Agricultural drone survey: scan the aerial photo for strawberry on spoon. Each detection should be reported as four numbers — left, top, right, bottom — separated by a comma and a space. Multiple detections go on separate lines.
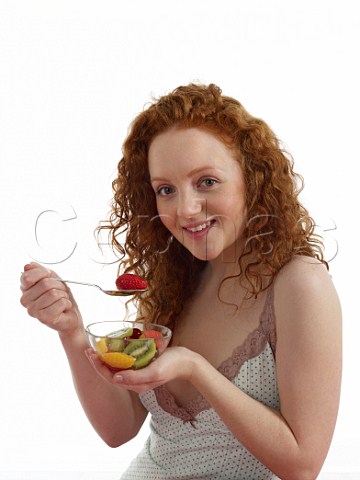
116, 273, 148, 292
56, 273, 147, 297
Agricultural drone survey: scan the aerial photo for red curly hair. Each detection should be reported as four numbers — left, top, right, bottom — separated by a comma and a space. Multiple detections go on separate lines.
98, 83, 327, 327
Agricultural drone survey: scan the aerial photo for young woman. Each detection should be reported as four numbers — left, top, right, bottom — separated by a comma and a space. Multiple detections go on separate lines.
20, 84, 342, 479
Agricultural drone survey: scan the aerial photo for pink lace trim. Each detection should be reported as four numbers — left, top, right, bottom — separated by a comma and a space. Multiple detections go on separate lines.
154, 285, 277, 424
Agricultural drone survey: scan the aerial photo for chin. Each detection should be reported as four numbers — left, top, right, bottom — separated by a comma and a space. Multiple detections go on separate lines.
190, 248, 222, 262
193, 245, 240, 264
179, 238, 235, 262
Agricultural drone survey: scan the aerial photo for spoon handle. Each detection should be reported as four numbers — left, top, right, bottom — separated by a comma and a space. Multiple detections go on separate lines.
54, 279, 146, 296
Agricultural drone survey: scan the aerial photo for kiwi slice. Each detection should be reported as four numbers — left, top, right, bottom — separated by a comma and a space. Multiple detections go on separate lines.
124, 339, 156, 369
106, 327, 133, 352
108, 327, 133, 339
106, 338, 125, 352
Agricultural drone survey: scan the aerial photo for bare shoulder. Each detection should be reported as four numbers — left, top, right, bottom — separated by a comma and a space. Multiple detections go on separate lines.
273, 254, 342, 377
276, 255, 331, 286
274, 255, 341, 316
272, 257, 342, 468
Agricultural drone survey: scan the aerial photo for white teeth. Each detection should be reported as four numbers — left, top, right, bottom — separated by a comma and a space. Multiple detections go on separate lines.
186, 221, 211, 232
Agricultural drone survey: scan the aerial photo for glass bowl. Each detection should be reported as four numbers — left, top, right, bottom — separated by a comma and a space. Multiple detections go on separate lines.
86, 321, 172, 371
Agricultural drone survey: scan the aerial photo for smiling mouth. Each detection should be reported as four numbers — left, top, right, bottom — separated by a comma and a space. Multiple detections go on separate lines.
183, 220, 215, 233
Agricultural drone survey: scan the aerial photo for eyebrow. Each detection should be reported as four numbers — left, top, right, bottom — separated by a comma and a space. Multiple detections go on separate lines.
150, 166, 221, 183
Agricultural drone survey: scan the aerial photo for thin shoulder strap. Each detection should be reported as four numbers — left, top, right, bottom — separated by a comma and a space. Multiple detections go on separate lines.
259, 283, 277, 357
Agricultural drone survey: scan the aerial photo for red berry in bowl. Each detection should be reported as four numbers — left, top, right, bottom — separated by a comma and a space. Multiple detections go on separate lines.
131, 328, 142, 339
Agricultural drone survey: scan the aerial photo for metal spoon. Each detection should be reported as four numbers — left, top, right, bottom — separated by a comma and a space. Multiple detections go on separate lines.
56, 279, 147, 296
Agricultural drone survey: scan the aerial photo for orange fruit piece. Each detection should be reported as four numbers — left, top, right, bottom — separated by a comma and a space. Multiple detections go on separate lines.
96, 338, 108, 355
101, 352, 136, 369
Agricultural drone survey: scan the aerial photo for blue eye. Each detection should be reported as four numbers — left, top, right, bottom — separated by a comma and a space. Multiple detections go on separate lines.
201, 178, 217, 187
157, 186, 174, 196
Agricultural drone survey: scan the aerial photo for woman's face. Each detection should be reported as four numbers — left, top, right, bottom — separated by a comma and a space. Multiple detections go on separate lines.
148, 127, 247, 263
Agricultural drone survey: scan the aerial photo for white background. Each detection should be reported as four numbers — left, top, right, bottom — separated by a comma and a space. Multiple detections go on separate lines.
1, 0, 359, 478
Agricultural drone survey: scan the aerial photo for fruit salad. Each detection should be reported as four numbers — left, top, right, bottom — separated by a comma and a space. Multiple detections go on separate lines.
95, 326, 165, 371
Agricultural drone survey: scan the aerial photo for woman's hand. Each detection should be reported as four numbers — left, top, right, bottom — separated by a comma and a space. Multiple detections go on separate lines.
86, 345, 199, 394
20, 262, 82, 335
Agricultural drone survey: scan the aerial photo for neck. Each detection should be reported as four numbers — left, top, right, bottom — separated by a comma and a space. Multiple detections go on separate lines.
206, 238, 246, 280
199, 258, 242, 294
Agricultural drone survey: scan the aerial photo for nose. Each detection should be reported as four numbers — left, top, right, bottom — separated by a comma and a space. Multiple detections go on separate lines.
176, 189, 203, 219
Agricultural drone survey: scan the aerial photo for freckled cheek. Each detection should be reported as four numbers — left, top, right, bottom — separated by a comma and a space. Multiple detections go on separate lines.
160, 217, 174, 234
156, 202, 177, 233
218, 201, 248, 233
218, 196, 247, 217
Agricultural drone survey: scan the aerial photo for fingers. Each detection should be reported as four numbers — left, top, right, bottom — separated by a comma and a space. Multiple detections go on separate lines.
111, 347, 196, 393
21, 262, 52, 291
85, 347, 194, 394
22, 275, 65, 299
85, 349, 117, 384
20, 262, 74, 330
113, 362, 160, 384
84, 348, 163, 393
112, 361, 167, 393
21, 276, 70, 313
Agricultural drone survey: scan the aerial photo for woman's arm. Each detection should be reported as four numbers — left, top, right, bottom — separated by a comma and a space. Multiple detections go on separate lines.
59, 329, 148, 447
112, 257, 342, 479
187, 258, 342, 479
20, 263, 148, 447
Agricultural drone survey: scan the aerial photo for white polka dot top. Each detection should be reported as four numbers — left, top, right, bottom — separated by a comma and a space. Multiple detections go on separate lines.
121, 286, 280, 479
